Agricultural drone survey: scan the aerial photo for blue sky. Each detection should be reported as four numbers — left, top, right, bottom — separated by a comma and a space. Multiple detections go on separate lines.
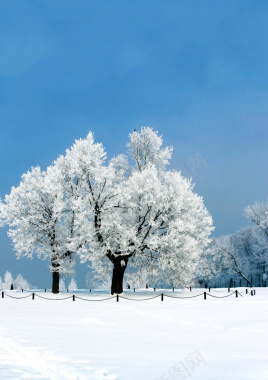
0, 1, 268, 287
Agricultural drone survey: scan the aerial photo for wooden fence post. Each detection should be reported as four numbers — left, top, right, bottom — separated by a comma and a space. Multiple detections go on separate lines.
32, 293, 35, 300
2, 291, 4, 298
235, 290, 238, 298
73, 295, 75, 301
204, 292, 206, 300
161, 293, 164, 301
116, 295, 119, 302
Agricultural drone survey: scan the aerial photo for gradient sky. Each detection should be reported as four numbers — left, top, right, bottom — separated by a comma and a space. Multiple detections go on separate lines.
0, 0, 267, 288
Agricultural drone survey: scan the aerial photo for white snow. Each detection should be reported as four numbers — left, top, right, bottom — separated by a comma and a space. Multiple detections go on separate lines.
0, 288, 267, 379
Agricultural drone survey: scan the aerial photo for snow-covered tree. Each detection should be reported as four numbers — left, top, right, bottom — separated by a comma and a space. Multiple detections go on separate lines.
70, 128, 213, 294
193, 241, 217, 287
209, 234, 253, 287
245, 201, 268, 281
85, 269, 111, 290
196, 222, 268, 288
0, 163, 78, 293
0, 272, 31, 290
3, 271, 13, 290
68, 277, 78, 290
125, 268, 150, 289
233, 227, 258, 280
59, 278, 66, 291
245, 201, 268, 237
14, 274, 30, 290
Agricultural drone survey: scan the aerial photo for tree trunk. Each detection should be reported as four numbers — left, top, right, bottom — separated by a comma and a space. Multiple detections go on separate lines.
233, 269, 253, 288
111, 257, 128, 295
52, 271, 60, 294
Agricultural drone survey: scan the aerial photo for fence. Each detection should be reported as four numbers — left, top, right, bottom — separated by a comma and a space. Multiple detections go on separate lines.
1, 288, 254, 302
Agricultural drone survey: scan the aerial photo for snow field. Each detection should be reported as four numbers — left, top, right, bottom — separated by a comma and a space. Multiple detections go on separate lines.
0, 288, 267, 380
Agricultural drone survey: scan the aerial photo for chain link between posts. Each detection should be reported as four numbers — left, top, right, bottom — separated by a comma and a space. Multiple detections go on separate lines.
75, 295, 117, 302
3, 293, 33, 299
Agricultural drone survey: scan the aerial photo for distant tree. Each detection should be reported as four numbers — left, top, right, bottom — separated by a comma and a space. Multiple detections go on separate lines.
245, 201, 268, 280
85, 269, 111, 290
209, 235, 253, 287
59, 278, 66, 291
68, 277, 78, 290
13, 274, 29, 290
125, 268, 150, 290
195, 222, 268, 288
193, 241, 217, 287
3, 271, 13, 290
245, 201, 268, 237
85, 269, 102, 290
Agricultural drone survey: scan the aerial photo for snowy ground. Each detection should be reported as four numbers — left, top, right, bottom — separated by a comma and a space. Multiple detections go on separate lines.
0, 287, 267, 380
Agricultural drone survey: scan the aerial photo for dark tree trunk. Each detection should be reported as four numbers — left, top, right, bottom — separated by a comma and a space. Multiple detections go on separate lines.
233, 269, 253, 288
111, 257, 128, 295
52, 271, 60, 294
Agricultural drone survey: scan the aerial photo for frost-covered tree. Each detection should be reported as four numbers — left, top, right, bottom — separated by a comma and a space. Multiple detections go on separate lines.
233, 227, 258, 281
68, 277, 78, 290
0, 132, 112, 294
107, 166, 213, 292
251, 229, 268, 284
245, 201, 268, 237
125, 268, 150, 289
59, 278, 66, 291
85, 269, 111, 290
245, 201, 268, 281
0, 272, 31, 290
14, 274, 30, 290
0, 163, 77, 293
209, 235, 253, 287
3, 271, 13, 290
193, 241, 217, 287
194, 200, 268, 288
196, 224, 268, 288
70, 128, 213, 294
